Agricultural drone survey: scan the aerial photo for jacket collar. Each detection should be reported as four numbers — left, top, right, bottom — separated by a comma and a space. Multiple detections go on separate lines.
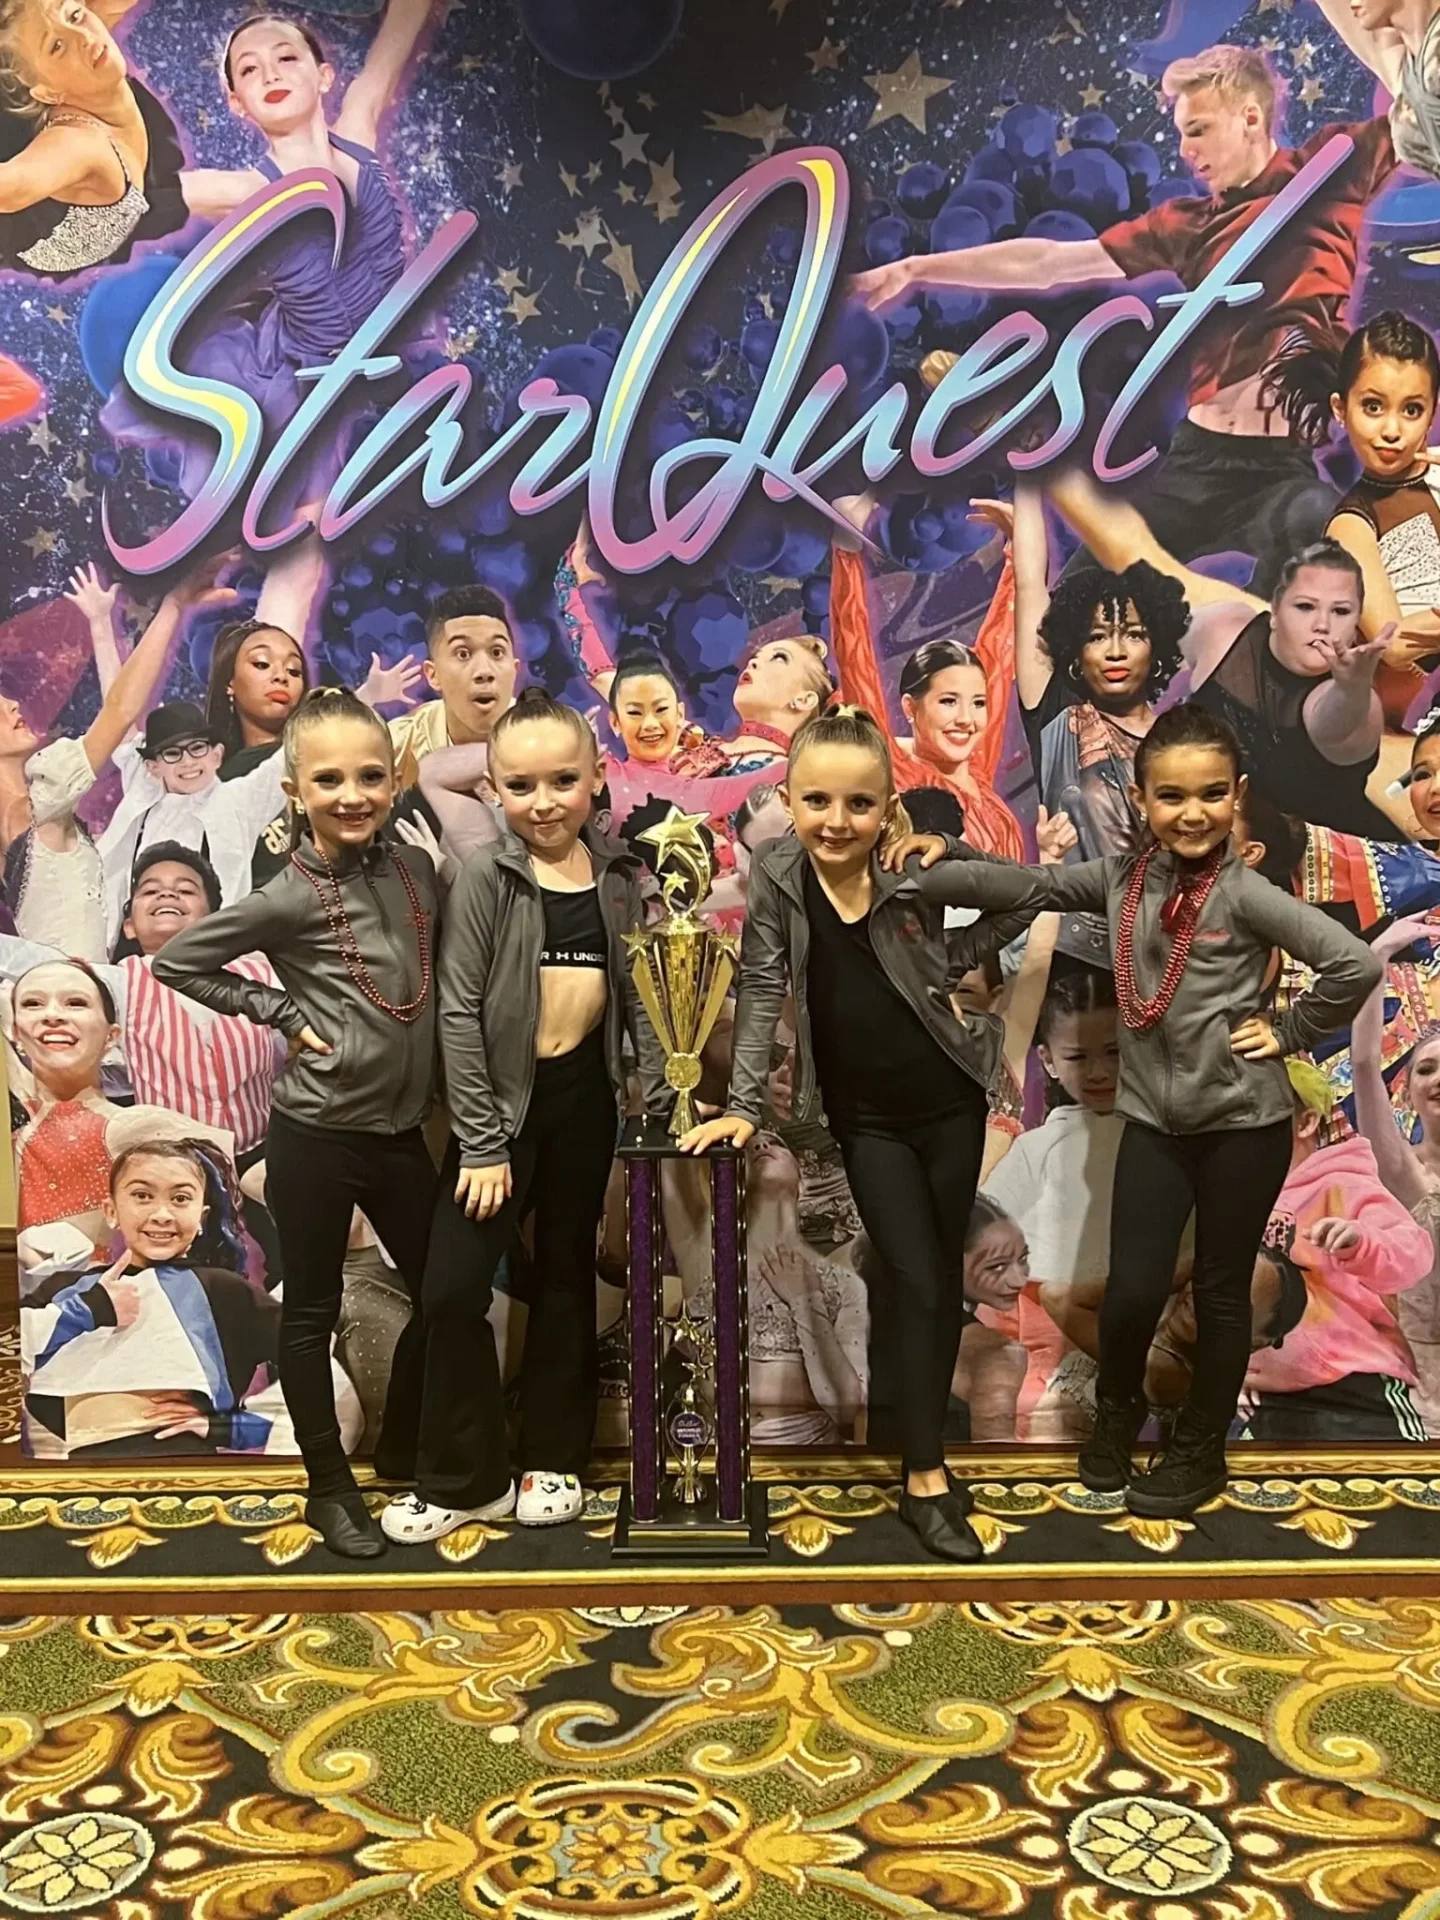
757, 829, 911, 906
291, 833, 393, 880
1142, 838, 1241, 885
494, 821, 639, 887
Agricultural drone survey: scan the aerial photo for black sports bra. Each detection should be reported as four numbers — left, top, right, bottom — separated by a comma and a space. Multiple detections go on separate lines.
539, 886, 607, 969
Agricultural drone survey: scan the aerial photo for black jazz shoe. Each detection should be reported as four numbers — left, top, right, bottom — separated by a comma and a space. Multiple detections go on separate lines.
898, 1488, 984, 1562
1124, 1406, 1228, 1519
1077, 1392, 1148, 1493
307, 1491, 387, 1559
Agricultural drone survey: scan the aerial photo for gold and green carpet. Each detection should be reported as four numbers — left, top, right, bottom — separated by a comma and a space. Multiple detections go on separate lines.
3, 1597, 1440, 1918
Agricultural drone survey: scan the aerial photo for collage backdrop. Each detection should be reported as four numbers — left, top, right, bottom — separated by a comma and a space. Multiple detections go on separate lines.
7, 0, 1440, 1461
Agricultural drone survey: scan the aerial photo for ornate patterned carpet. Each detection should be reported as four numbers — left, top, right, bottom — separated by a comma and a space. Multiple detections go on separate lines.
2, 1597, 1440, 1918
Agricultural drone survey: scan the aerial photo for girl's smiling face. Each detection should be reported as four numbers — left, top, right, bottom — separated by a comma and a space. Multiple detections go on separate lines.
284, 714, 396, 861
902, 662, 988, 771
1411, 1034, 1440, 1136
613, 671, 682, 764
105, 1151, 205, 1266
490, 715, 603, 858
12, 961, 116, 1093
1411, 732, 1440, 841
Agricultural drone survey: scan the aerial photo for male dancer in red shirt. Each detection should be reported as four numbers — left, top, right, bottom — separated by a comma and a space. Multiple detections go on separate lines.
855, 45, 1397, 595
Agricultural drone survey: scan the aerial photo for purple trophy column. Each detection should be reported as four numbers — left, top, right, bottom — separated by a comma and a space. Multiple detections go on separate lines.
627, 1157, 662, 1521
710, 1153, 747, 1523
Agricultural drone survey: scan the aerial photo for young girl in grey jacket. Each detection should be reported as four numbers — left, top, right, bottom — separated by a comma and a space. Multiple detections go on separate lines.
898, 702, 1381, 1518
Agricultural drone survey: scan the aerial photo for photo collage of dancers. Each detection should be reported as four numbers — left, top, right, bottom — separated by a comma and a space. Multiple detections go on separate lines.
9, 0, 1440, 1544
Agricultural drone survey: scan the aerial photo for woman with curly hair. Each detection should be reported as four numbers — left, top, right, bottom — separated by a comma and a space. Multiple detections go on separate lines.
974, 484, 1188, 860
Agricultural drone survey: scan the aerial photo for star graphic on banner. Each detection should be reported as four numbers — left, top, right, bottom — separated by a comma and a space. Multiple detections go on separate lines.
497, 159, 523, 191
1294, 37, 1317, 67
1299, 73, 1324, 102
1079, 82, 1105, 108
611, 118, 649, 168
864, 52, 951, 133
444, 325, 480, 356
26, 416, 53, 455
23, 528, 58, 556
504, 288, 541, 324
1257, 0, 1295, 12
45, 303, 68, 325
616, 180, 638, 203
559, 164, 580, 196
559, 209, 608, 256
458, 53, 484, 75
63, 473, 93, 505
604, 98, 627, 126
760, 574, 802, 595
705, 101, 791, 152
1048, 6, 1087, 40
494, 266, 525, 293
808, 37, 845, 71
1259, 34, 1283, 51
601, 224, 644, 307
645, 151, 682, 221
638, 91, 657, 110
584, 159, 603, 182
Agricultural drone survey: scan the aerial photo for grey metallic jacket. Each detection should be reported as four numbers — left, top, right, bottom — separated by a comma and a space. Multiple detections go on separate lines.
440, 824, 670, 1169
152, 839, 439, 1135
727, 833, 1040, 1131
921, 843, 1382, 1135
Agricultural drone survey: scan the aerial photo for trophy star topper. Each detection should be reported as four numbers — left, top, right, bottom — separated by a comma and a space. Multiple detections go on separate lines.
637, 805, 713, 910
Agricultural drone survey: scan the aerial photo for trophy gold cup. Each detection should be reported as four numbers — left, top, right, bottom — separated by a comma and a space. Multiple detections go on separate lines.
612, 806, 769, 1560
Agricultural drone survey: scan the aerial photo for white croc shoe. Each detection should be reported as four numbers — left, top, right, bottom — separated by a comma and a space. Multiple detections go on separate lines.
515, 1471, 584, 1527
380, 1485, 516, 1544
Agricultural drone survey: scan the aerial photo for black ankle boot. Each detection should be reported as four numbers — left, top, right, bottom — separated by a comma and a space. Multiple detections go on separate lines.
898, 1488, 983, 1562
1077, 1392, 1148, 1492
1125, 1406, 1228, 1519
306, 1489, 386, 1559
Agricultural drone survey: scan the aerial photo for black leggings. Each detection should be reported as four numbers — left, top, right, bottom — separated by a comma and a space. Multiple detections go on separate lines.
834, 1097, 987, 1474
1101, 1119, 1293, 1426
416, 1029, 618, 1507
264, 1111, 438, 1494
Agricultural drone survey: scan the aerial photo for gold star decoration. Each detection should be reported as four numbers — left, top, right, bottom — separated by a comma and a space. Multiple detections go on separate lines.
497, 160, 523, 191
1300, 74, 1324, 102
26, 417, 53, 455
559, 164, 580, 197
45, 303, 68, 325
458, 53, 484, 76
645, 152, 682, 222
504, 288, 542, 325
616, 181, 638, 204
638, 91, 657, 110
601, 224, 644, 307
1079, 82, 1105, 108
1259, 34, 1283, 52
1048, 7, 1087, 41
584, 159, 603, 182
807, 37, 845, 71
611, 118, 649, 168
863, 52, 951, 134
559, 209, 608, 256
637, 807, 712, 892
1294, 37, 1317, 68
444, 325, 480, 357
494, 266, 525, 293
23, 528, 58, 557
604, 98, 627, 126
704, 102, 791, 153
63, 474, 92, 506
759, 574, 802, 595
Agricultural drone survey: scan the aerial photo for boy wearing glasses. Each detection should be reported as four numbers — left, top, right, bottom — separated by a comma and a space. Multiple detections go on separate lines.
97, 701, 286, 949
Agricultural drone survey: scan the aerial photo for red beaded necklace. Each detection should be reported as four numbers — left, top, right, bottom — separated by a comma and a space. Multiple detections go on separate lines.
1113, 842, 1225, 1034
291, 845, 432, 1024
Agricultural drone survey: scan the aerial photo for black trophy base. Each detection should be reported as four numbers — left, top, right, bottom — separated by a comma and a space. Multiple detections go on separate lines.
611, 1482, 770, 1562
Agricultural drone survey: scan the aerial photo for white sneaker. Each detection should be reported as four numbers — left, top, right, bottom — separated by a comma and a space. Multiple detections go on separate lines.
515, 1471, 584, 1527
380, 1485, 516, 1544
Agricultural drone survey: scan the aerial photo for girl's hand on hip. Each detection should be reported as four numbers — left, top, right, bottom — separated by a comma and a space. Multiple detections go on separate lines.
880, 831, 947, 873
678, 1115, 755, 1155
456, 1162, 511, 1220
1230, 1015, 1280, 1060
289, 1026, 332, 1059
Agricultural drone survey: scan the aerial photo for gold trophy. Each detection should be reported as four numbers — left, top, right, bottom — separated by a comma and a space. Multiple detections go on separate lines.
625, 807, 739, 1138
667, 1303, 716, 1506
